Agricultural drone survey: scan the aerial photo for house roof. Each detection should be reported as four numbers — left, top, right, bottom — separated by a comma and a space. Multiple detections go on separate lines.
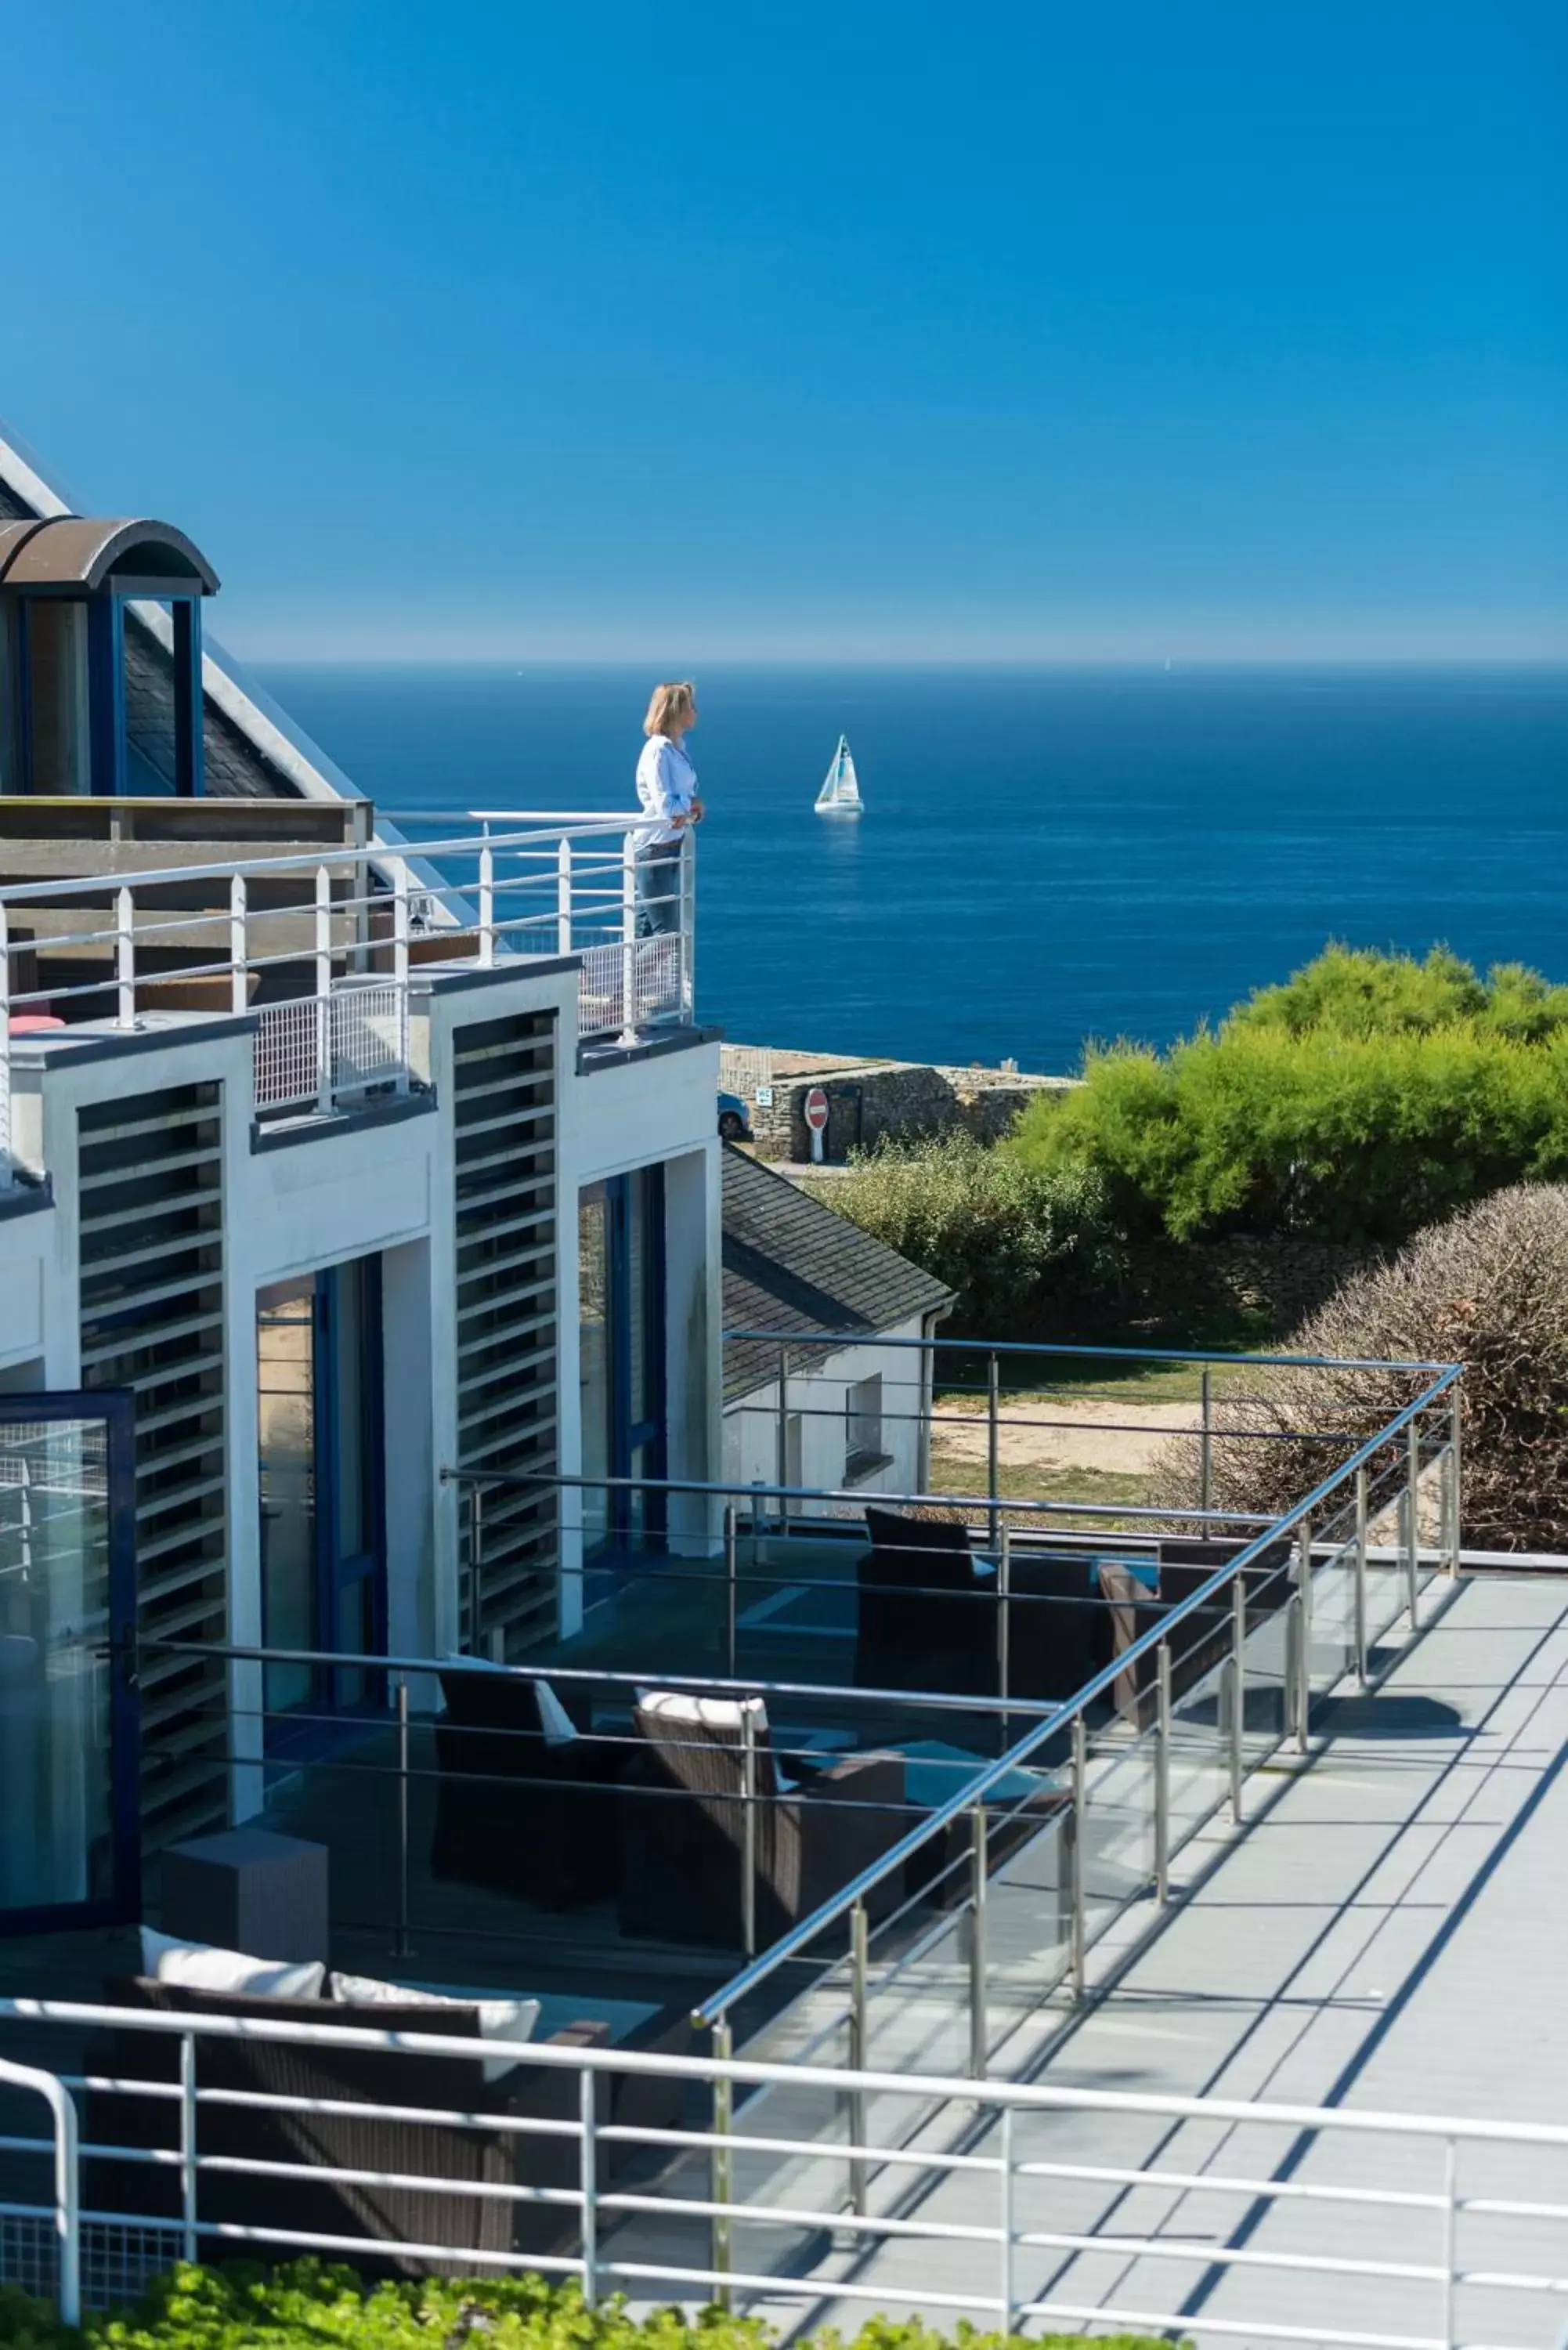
0, 430, 365, 806
722, 1144, 953, 1402
0, 515, 219, 594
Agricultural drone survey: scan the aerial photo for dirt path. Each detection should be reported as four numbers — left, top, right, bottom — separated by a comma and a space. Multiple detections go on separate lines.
930, 1397, 1201, 1477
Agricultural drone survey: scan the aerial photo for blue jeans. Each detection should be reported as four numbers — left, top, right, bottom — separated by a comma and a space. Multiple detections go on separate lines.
635, 844, 683, 938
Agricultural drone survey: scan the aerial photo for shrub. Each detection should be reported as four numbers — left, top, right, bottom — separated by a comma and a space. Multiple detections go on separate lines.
0, 2262, 1179, 2350
1147, 1184, 1568, 1550
808, 1131, 1125, 1336
1012, 948, 1568, 1248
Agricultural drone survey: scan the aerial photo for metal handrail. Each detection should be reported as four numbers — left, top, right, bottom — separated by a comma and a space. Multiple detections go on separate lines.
691, 1363, 1461, 2028
442, 1462, 1279, 1524
0, 2051, 80, 2326
1, 1993, 1563, 2336
724, 1326, 1457, 1373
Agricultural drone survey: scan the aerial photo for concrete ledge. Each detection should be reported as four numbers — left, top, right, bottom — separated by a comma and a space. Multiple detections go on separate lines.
0, 1172, 52, 1222
250, 1088, 437, 1153
578, 1022, 721, 1077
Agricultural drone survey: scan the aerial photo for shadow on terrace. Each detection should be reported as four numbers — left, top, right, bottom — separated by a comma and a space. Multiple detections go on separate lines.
110, 1340, 1464, 2055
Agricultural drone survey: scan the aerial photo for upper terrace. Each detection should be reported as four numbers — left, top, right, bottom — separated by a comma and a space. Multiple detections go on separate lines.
0, 796, 699, 1182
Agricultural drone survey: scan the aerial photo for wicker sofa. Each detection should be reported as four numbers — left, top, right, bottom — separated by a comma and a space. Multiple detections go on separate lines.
84, 1978, 612, 2272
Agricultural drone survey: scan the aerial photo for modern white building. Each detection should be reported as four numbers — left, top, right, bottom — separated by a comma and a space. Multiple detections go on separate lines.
720, 1146, 952, 1507
0, 425, 723, 1922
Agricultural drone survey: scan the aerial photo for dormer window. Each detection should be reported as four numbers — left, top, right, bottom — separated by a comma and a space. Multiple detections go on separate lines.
0, 516, 219, 797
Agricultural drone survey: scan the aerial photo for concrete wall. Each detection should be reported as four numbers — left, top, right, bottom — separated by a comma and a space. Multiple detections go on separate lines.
0, 978, 723, 1791
722, 1318, 931, 1508
737, 1058, 1072, 1163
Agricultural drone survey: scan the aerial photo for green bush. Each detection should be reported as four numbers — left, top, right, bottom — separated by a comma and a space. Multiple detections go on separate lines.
808, 1131, 1125, 1336
0, 2263, 1179, 2350
1011, 947, 1568, 1248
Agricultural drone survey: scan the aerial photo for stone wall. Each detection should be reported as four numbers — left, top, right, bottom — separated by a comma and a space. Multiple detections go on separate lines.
724, 1045, 1073, 1162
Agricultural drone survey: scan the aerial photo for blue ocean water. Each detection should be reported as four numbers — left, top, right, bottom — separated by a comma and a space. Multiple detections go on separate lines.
256, 664, 1568, 1074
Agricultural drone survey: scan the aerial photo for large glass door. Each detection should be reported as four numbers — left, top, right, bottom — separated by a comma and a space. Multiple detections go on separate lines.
578, 1166, 667, 1564
257, 1258, 385, 1740
0, 1394, 138, 1932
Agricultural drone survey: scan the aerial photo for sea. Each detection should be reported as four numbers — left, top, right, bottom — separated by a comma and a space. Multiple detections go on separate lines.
255, 664, 1568, 1076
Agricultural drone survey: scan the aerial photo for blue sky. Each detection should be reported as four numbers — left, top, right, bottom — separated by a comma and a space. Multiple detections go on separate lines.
5, 2, 1566, 660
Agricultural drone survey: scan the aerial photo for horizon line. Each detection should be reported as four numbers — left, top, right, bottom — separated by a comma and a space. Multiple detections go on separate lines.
242, 649, 1568, 672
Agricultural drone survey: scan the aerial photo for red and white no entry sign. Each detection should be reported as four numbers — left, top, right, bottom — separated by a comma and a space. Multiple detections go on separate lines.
804, 1086, 830, 1133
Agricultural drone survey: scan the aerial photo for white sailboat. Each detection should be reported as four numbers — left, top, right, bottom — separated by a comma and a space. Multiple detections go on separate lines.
815, 733, 863, 816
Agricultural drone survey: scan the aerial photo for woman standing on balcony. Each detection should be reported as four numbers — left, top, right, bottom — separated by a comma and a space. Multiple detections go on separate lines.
634, 680, 703, 938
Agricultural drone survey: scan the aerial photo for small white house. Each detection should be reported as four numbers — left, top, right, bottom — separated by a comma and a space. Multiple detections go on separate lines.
720, 1148, 952, 1509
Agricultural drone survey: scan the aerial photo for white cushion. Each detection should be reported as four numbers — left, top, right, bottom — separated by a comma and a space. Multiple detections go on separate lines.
328, 1972, 540, 2084
640, 1690, 768, 1734
533, 1678, 578, 1748
638, 1690, 795, 1789
140, 1926, 326, 2002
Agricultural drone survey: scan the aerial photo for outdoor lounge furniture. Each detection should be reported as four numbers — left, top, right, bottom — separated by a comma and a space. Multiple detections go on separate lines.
432, 1670, 624, 1910
617, 1690, 907, 1949
855, 1507, 997, 1695
160, 1825, 330, 1965
84, 1978, 612, 2272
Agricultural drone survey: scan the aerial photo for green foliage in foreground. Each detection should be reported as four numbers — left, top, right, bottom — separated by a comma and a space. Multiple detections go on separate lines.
807, 1131, 1124, 1337
1011, 946, 1568, 1246
0, 2265, 1179, 2350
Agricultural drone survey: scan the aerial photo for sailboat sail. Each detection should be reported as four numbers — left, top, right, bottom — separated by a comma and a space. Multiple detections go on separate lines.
815, 733, 863, 815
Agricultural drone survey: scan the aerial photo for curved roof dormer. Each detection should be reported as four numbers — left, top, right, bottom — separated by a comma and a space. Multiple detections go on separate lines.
0, 515, 219, 596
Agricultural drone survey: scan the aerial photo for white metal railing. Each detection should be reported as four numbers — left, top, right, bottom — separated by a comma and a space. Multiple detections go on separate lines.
1, 1998, 1566, 2344
0, 815, 695, 1176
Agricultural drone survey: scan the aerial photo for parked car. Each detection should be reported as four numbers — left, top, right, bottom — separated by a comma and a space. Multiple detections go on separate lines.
718, 1091, 753, 1143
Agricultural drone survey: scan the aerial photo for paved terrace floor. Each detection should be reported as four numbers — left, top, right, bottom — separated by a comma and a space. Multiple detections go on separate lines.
615, 1573, 1568, 2346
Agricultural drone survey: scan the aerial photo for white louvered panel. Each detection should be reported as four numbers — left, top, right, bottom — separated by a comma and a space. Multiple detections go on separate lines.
77, 1081, 228, 1849
452, 1010, 558, 1659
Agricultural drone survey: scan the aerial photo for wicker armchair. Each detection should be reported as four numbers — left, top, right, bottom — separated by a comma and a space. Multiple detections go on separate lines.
617, 1691, 907, 1950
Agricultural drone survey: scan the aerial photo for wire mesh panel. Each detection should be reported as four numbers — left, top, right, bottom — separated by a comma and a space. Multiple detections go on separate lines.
576, 938, 627, 1039
330, 981, 406, 1098
252, 999, 320, 1111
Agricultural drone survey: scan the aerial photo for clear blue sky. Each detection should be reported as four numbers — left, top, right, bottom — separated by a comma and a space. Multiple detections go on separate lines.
5, 2, 1566, 660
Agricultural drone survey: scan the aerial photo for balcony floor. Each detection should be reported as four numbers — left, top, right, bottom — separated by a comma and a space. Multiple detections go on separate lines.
679, 1571, 1568, 2343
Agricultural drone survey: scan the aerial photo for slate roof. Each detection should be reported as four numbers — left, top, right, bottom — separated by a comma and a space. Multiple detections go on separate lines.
722, 1144, 953, 1402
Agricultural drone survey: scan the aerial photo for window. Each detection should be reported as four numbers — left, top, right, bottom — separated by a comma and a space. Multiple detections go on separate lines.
845, 1375, 885, 1478
578, 1166, 667, 1556
24, 602, 91, 794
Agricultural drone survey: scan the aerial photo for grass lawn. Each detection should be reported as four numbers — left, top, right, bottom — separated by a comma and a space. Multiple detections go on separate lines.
928, 1448, 1154, 1527
936, 1352, 1265, 1412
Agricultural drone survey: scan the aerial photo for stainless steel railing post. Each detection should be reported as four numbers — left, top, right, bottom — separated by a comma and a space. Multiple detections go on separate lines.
1230, 1575, 1246, 1822
724, 1501, 739, 1677
969, 1805, 988, 2079
1354, 1469, 1369, 1686
1200, 1365, 1212, 1514
999, 2103, 1016, 2333
711, 2015, 733, 2308
468, 1482, 484, 1654
394, 1676, 411, 1958
1407, 1419, 1422, 1629
1296, 1512, 1314, 1750
741, 1708, 758, 1959
1447, 1389, 1463, 1576
847, 1900, 868, 2219
997, 1520, 1012, 1741
776, 1346, 789, 1535
1070, 1717, 1087, 2001
987, 1352, 1002, 1551
1154, 1640, 1172, 1904
579, 2064, 598, 2306
179, 2030, 198, 2264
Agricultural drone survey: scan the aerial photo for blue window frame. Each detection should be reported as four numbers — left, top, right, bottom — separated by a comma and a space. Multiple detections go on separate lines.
0, 1390, 139, 1936
258, 1259, 387, 1746
579, 1166, 667, 1571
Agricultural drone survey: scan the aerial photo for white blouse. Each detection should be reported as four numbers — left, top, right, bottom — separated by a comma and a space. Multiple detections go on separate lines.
635, 734, 697, 846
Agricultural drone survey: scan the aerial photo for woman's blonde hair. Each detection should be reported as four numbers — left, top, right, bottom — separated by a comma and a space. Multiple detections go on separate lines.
643, 680, 697, 738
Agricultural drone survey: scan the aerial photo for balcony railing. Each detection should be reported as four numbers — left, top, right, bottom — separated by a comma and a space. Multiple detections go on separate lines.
0, 812, 694, 1177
